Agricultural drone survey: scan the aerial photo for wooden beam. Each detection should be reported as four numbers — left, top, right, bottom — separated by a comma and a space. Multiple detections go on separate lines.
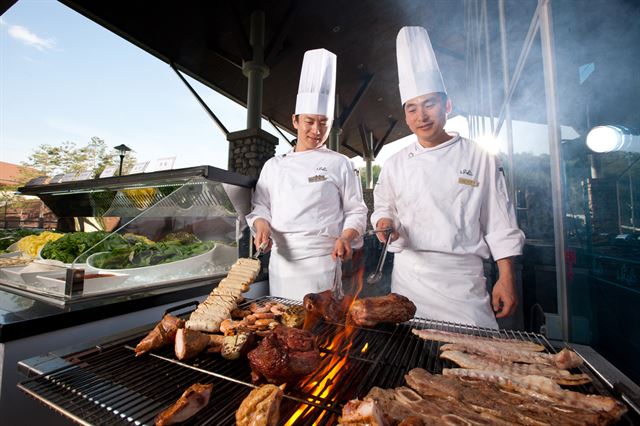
374, 120, 398, 156
338, 74, 374, 128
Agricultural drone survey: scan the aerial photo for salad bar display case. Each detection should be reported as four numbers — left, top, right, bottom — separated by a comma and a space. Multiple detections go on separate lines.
1, 166, 257, 306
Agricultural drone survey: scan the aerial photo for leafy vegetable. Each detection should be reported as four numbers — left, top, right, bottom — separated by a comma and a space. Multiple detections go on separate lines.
160, 231, 200, 245
40, 231, 131, 263
0, 229, 42, 251
91, 240, 215, 269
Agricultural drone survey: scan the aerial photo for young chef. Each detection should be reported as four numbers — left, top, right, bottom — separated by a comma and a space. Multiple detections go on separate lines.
246, 48, 367, 301
371, 27, 525, 329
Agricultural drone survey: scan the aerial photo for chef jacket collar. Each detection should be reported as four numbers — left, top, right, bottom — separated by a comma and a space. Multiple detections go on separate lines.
284, 143, 330, 157
410, 132, 460, 157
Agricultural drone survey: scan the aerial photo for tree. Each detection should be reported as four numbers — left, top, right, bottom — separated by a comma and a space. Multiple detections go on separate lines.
22, 137, 136, 178
359, 164, 381, 189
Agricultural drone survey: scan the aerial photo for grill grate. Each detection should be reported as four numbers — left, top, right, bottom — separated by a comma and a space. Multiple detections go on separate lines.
19, 296, 638, 425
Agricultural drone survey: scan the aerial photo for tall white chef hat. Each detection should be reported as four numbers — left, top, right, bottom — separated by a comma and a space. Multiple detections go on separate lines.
396, 26, 447, 105
295, 48, 336, 119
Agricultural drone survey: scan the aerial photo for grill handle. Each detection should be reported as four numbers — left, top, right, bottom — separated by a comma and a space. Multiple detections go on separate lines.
613, 382, 640, 416
164, 300, 199, 316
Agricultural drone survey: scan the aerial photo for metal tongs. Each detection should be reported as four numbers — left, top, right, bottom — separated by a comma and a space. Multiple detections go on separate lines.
331, 256, 344, 300
366, 228, 393, 284
252, 241, 269, 259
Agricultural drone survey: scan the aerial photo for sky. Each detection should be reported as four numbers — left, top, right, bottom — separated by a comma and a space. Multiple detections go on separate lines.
1, 0, 577, 174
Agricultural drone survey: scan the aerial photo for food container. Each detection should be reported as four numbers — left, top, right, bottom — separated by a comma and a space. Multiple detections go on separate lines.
36, 272, 130, 295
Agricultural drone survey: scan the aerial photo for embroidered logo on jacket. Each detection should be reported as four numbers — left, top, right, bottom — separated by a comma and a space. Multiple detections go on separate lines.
308, 174, 327, 183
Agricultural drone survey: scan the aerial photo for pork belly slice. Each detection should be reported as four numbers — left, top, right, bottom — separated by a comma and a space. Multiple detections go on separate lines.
440, 350, 591, 385
135, 315, 185, 357
348, 293, 416, 327
441, 343, 583, 369
235, 384, 283, 426
412, 328, 545, 352
155, 383, 213, 426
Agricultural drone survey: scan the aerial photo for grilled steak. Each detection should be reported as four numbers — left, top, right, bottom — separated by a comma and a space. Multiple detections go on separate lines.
303, 290, 352, 328
348, 293, 416, 327
247, 325, 321, 384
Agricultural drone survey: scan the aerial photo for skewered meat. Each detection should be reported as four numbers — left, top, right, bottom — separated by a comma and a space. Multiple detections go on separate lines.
440, 350, 591, 385
412, 328, 545, 352
247, 325, 321, 384
135, 315, 184, 356
155, 383, 213, 426
235, 384, 284, 426
281, 305, 305, 328
339, 398, 389, 426
348, 293, 416, 327
303, 290, 352, 328
174, 329, 224, 360
440, 343, 583, 369
442, 368, 627, 420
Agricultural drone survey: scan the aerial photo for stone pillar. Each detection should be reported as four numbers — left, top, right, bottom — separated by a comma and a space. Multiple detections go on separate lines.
227, 128, 278, 178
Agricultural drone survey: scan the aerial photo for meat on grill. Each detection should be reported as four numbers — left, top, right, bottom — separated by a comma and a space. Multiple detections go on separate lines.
356, 368, 625, 425
412, 328, 545, 352
174, 328, 224, 360
439, 349, 591, 385
135, 314, 185, 356
348, 293, 416, 327
440, 343, 583, 369
247, 325, 321, 384
235, 384, 284, 426
155, 383, 213, 426
303, 290, 352, 328
339, 398, 389, 426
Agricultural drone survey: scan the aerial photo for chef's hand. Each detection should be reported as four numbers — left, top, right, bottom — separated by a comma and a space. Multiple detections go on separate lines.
492, 258, 517, 318
375, 218, 399, 243
253, 218, 273, 253
332, 229, 358, 260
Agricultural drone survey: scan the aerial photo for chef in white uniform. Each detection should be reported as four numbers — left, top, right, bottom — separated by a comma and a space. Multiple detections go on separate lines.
246, 48, 367, 301
371, 27, 525, 329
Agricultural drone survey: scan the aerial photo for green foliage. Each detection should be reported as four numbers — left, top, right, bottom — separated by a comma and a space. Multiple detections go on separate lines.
22, 137, 137, 178
359, 164, 381, 188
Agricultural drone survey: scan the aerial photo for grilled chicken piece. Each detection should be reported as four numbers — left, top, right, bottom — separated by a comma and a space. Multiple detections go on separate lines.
174, 329, 224, 360
247, 325, 321, 384
348, 293, 416, 327
155, 383, 213, 426
303, 290, 352, 329
339, 398, 389, 426
236, 384, 284, 426
135, 315, 185, 356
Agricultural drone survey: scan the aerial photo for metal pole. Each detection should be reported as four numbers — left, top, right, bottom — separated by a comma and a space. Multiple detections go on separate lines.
328, 95, 340, 151
244, 11, 269, 130
539, 0, 569, 342
365, 131, 375, 189
499, 0, 516, 202
119, 154, 124, 176
482, 0, 495, 135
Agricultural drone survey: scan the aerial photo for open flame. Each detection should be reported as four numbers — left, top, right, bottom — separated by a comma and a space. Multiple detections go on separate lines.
285, 250, 367, 425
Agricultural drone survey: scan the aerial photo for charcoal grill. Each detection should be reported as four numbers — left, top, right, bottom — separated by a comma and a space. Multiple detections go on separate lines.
18, 296, 640, 425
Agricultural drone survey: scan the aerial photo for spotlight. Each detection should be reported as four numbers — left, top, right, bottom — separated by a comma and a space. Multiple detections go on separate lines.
585, 125, 639, 153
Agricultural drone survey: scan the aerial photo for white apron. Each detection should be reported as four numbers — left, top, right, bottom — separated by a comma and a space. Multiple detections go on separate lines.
392, 250, 498, 329
268, 233, 336, 301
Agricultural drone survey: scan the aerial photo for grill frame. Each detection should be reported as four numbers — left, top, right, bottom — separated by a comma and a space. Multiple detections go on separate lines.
18, 296, 640, 425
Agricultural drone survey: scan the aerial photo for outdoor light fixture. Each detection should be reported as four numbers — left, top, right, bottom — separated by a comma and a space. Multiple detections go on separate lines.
585, 125, 639, 153
114, 144, 132, 176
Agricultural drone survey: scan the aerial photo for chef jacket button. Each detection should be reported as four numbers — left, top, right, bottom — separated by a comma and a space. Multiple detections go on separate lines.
408, 152, 414, 158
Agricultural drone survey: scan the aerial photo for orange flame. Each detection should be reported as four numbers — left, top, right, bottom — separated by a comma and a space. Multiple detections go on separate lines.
285, 250, 367, 424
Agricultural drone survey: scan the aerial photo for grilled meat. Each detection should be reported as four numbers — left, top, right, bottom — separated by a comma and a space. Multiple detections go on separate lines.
247, 325, 321, 384
440, 343, 583, 369
281, 305, 305, 328
348, 293, 416, 327
412, 328, 545, 352
236, 384, 284, 426
135, 315, 184, 356
439, 350, 591, 385
339, 398, 389, 426
174, 329, 224, 360
155, 383, 213, 426
303, 290, 352, 328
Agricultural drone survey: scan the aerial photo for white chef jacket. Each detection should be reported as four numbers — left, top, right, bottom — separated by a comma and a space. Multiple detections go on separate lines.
371, 133, 525, 328
246, 146, 367, 300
